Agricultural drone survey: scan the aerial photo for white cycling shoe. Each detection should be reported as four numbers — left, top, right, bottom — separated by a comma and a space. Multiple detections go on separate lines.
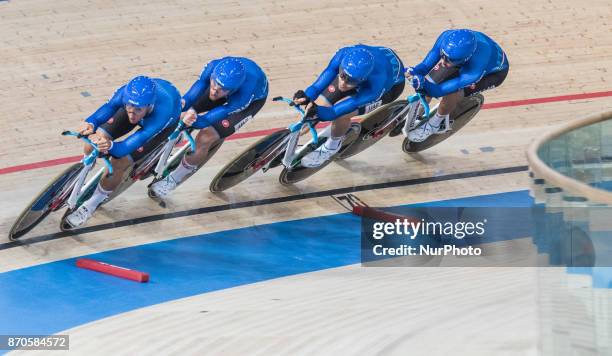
65, 205, 94, 228
301, 143, 342, 168
149, 175, 178, 199
401, 117, 422, 137
408, 122, 441, 142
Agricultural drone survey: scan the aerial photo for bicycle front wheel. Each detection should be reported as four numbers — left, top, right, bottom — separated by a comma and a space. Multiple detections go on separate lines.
9, 162, 84, 240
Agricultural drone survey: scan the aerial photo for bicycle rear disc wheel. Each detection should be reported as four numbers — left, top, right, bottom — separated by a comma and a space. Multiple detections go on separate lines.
336, 100, 408, 160
210, 129, 290, 192
403, 94, 484, 153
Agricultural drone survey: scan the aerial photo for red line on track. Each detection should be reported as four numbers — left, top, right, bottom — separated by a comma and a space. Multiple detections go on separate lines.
2, 90, 611, 176
0, 156, 83, 175
481, 90, 612, 109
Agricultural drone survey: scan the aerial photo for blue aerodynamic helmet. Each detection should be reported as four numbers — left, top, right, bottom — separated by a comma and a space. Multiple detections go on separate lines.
211, 58, 246, 92
340, 47, 375, 84
440, 29, 477, 65
123, 76, 156, 108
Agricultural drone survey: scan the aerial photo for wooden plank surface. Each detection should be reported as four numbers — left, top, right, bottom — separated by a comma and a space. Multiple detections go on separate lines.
2, 0, 612, 354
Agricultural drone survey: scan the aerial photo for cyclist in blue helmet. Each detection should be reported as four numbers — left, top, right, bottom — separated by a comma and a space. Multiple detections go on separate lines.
123, 75, 157, 107
150, 56, 268, 199
211, 58, 246, 92
341, 48, 375, 83
66, 75, 182, 228
292, 44, 406, 168
405, 29, 509, 141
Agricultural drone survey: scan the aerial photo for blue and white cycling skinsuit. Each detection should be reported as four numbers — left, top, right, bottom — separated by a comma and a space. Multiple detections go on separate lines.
303, 44, 406, 120
85, 78, 182, 161
412, 30, 509, 98
181, 56, 269, 138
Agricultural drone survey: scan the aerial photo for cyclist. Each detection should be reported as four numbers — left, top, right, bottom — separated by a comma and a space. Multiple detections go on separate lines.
66, 75, 181, 227
405, 29, 509, 141
293, 44, 405, 167
150, 56, 268, 198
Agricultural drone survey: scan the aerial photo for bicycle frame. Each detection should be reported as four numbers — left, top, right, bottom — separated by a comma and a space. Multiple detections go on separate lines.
401, 69, 454, 134
153, 121, 197, 180
62, 122, 195, 210
364, 92, 433, 141
367, 64, 442, 136
270, 86, 435, 169
61, 131, 113, 210
272, 97, 322, 169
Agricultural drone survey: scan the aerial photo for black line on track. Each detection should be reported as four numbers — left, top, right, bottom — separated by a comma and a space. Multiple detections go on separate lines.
1, 165, 528, 250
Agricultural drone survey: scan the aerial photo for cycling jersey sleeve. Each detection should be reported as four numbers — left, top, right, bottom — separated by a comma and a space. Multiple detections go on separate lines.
304, 49, 344, 101
315, 85, 383, 121
182, 60, 216, 110
423, 69, 484, 98
412, 31, 447, 76
108, 106, 173, 158
192, 86, 256, 129
315, 96, 360, 121
85, 87, 124, 130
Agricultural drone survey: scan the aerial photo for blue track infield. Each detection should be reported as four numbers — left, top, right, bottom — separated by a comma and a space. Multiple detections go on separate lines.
0, 190, 533, 338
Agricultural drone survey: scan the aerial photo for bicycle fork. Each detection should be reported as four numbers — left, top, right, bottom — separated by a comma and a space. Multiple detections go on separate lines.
281, 131, 300, 168
281, 124, 332, 168
407, 100, 441, 131
66, 160, 95, 210
153, 131, 185, 180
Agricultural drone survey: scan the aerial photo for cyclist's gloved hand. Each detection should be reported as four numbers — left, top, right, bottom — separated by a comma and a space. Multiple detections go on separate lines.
405, 66, 416, 77
411, 74, 425, 91
293, 90, 310, 106
91, 133, 112, 153
181, 108, 198, 127
78, 122, 95, 136
303, 102, 318, 122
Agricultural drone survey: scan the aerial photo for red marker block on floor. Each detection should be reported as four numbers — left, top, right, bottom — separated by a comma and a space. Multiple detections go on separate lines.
76, 258, 149, 283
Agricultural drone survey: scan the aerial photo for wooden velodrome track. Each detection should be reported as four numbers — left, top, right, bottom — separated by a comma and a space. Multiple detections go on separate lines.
1, 0, 612, 354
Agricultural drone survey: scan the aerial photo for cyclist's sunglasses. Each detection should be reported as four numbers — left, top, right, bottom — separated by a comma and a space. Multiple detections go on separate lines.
440, 51, 460, 66
339, 70, 361, 85
211, 78, 231, 93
